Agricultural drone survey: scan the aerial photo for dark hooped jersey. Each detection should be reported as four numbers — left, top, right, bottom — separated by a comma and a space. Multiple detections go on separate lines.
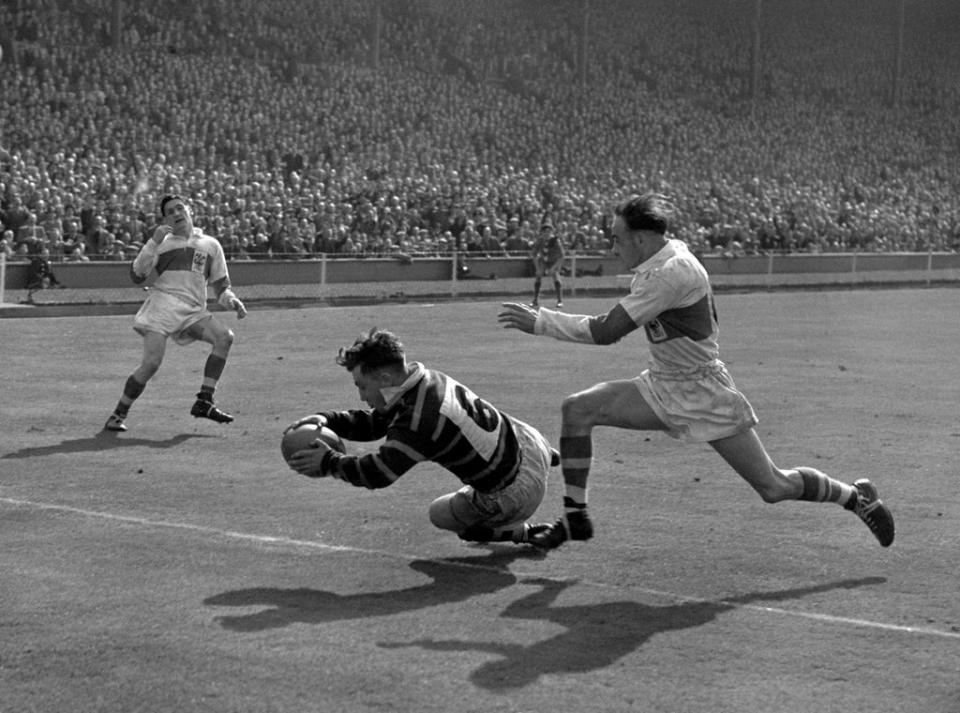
618, 239, 721, 374
318, 363, 523, 492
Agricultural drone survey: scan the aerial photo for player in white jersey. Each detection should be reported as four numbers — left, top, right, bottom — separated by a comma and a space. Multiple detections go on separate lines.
104, 194, 247, 431
498, 193, 894, 550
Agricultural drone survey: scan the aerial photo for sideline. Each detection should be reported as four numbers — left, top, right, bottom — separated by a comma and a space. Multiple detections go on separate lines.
3, 494, 958, 641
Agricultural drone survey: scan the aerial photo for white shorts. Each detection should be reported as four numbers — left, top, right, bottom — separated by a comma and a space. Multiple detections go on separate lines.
133, 290, 211, 346
432, 419, 551, 530
633, 362, 758, 443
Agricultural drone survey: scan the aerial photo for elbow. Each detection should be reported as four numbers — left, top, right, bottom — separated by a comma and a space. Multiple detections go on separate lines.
129, 267, 147, 285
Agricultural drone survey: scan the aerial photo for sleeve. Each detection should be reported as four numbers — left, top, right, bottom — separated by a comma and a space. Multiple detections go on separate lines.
207, 237, 229, 285
319, 409, 390, 442
320, 444, 417, 490
130, 240, 159, 283
317, 406, 437, 490
535, 304, 641, 345
534, 308, 596, 343
617, 268, 686, 327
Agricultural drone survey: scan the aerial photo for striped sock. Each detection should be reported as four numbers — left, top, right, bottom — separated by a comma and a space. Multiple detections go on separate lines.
560, 435, 592, 507
201, 354, 227, 395
115, 375, 146, 416
795, 467, 855, 507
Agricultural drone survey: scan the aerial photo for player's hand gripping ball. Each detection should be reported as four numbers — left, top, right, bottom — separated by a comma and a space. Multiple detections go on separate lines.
281, 423, 346, 464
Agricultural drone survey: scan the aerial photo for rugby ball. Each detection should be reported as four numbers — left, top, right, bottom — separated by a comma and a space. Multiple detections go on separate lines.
281, 423, 346, 463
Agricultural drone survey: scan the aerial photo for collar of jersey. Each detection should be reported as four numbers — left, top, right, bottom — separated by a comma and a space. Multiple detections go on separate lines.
380, 361, 425, 408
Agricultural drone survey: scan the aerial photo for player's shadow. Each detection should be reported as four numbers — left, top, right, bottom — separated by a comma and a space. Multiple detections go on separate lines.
204, 547, 541, 633
378, 575, 887, 690
1, 431, 216, 459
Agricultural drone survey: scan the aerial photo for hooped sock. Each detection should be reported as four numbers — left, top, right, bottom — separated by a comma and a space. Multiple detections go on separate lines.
796, 466, 855, 508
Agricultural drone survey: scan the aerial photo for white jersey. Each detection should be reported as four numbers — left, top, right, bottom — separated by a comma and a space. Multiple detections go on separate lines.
133, 228, 230, 307
619, 239, 720, 375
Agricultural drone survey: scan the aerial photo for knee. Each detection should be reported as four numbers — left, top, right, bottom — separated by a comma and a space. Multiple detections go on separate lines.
139, 356, 163, 379
754, 472, 799, 504
215, 328, 235, 352
561, 393, 593, 427
428, 494, 461, 532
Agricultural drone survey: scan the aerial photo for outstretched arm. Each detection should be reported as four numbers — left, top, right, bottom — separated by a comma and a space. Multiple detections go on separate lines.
498, 302, 639, 345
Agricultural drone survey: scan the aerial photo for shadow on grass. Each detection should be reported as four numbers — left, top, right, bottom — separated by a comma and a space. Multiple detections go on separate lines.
204, 547, 543, 633
378, 575, 888, 690
1, 430, 217, 459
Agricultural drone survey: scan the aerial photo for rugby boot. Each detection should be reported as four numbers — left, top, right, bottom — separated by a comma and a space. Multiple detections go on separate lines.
850, 479, 894, 547
529, 509, 594, 550
459, 522, 552, 545
104, 412, 127, 432
190, 393, 234, 424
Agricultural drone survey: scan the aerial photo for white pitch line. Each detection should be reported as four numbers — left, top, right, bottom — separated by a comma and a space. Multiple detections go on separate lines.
3, 495, 959, 641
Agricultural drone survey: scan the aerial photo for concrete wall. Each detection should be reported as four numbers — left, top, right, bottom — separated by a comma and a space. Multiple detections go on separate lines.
3, 252, 959, 292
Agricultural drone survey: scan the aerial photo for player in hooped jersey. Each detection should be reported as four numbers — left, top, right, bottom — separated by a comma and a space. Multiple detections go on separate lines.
286, 329, 559, 544
104, 194, 246, 431
499, 193, 894, 550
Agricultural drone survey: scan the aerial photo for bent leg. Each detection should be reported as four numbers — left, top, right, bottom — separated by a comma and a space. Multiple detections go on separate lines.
708, 427, 894, 544
710, 428, 854, 506
530, 380, 670, 549
109, 331, 167, 426
430, 439, 548, 544
182, 316, 236, 423
709, 428, 800, 502
189, 316, 235, 396
124, 331, 167, 405
561, 379, 668, 495
133, 330, 168, 384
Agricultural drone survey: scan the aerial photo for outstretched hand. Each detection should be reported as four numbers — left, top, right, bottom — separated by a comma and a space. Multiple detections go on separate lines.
283, 413, 328, 435
497, 302, 539, 333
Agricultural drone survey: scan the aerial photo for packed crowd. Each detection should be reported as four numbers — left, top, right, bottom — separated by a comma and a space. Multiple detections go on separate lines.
1, 0, 958, 264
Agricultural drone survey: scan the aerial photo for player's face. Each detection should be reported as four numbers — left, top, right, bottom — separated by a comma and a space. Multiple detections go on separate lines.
611, 215, 645, 269
163, 199, 194, 236
352, 366, 388, 411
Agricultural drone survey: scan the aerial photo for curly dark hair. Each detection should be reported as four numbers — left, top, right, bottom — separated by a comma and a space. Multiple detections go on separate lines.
335, 328, 406, 373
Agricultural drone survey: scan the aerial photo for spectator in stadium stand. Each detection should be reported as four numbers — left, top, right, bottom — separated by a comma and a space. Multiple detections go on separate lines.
479, 223, 508, 256
44, 225, 65, 260
0, 230, 15, 261
503, 219, 530, 254
1, 194, 30, 237
0, 0, 958, 263
15, 212, 46, 254
246, 231, 272, 259
84, 214, 116, 260
60, 219, 83, 256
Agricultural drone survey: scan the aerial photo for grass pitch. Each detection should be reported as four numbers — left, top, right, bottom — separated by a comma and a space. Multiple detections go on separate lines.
1, 288, 958, 713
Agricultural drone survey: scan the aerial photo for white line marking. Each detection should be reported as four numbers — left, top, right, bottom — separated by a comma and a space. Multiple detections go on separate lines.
4, 495, 958, 641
